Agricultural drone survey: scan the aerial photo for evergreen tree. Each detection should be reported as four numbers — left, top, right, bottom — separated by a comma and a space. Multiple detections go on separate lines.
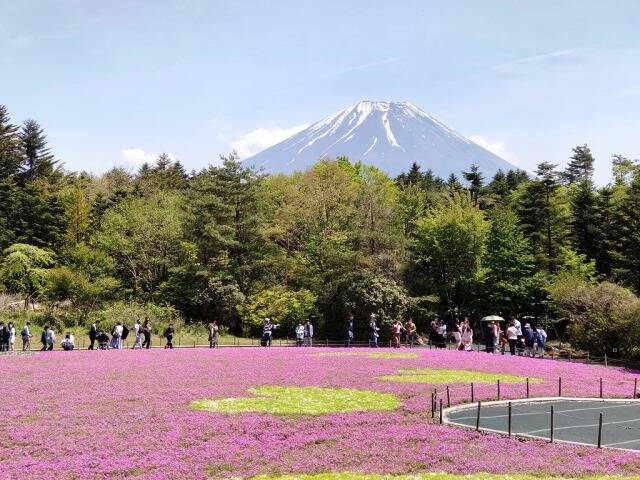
462, 164, 484, 204
0, 105, 22, 179
570, 179, 598, 260
19, 119, 57, 181
593, 186, 617, 277
515, 162, 570, 271
505, 169, 529, 190
612, 170, 640, 292
563, 144, 595, 184
89, 192, 110, 232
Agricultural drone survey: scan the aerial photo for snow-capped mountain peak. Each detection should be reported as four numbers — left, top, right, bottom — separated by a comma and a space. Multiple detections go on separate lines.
244, 100, 516, 178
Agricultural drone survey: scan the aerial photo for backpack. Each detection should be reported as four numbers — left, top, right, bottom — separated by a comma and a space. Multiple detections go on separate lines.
121, 325, 129, 340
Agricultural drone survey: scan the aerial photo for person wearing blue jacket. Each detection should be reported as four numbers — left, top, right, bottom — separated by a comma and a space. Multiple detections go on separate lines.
523, 323, 535, 357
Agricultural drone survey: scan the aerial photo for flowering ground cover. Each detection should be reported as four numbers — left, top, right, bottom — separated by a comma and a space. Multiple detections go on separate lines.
378, 367, 537, 384
3, 347, 640, 479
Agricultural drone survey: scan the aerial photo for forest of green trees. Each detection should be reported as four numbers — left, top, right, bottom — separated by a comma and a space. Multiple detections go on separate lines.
2, 104, 640, 357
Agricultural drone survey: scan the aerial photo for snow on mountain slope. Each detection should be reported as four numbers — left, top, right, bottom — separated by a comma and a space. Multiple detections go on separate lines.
243, 101, 517, 178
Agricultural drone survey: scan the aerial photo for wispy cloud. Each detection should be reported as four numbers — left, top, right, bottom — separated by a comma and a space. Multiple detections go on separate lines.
492, 48, 585, 72
333, 56, 404, 76
469, 135, 518, 165
120, 148, 174, 167
229, 124, 309, 158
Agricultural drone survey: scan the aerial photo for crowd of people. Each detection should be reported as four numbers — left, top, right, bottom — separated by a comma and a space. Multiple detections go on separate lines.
1, 314, 547, 356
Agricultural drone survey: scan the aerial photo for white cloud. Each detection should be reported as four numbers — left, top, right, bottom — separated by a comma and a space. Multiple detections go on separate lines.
334, 56, 405, 75
492, 48, 584, 72
469, 135, 516, 164
229, 124, 309, 158
120, 148, 174, 167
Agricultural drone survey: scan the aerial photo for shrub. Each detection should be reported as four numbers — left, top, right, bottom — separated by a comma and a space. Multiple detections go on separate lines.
237, 286, 317, 336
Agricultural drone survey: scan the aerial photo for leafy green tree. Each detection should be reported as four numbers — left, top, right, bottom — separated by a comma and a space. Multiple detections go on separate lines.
0, 243, 54, 308
156, 264, 244, 326
43, 266, 120, 318
93, 192, 188, 297
411, 191, 489, 309
237, 285, 317, 336
62, 183, 91, 246
611, 154, 637, 187
550, 275, 636, 356
482, 209, 535, 314
321, 270, 410, 339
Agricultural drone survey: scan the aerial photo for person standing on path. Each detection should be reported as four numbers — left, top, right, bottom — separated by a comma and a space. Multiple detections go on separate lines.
295, 321, 305, 347
303, 319, 314, 347
40, 326, 47, 351
21, 321, 32, 351
111, 322, 124, 349
368, 314, 379, 348
452, 320, 462, 350
7, 322, 16, 351
404, 318, 417, 347
391, 320, 403, 348
208, 321, 219, 348
132, 320, 142, 349
88, 322, 98, 350
45, 326, 55, 351
164, 323, 175, 349
535, 324, 547, 357
344, 314, 354, 347
141, 320, 151, 349
523, 323, 535, 357
506, 321, 518, 355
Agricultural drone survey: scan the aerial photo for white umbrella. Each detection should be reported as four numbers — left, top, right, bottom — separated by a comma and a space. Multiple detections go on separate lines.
481, 315, 505, 322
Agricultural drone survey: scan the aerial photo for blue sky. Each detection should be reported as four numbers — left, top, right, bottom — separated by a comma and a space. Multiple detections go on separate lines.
1, 0, 639, 183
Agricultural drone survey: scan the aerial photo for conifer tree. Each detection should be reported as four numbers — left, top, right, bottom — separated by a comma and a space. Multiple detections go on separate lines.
0, 105, 22, 179
462, 164, 484, 204
515, 162, 570, 271
613, 170, 640, 292
19, 119, 57, 181
563, 144, 595, 184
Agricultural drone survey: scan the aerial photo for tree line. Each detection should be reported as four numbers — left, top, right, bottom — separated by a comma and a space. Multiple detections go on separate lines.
1, 104, 640, 356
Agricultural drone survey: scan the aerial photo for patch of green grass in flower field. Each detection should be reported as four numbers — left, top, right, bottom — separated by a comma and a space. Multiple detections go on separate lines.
191, 386, 400, 416
251, 473, 640, 480
314, 352, 419, 359
378, 368, 540, 384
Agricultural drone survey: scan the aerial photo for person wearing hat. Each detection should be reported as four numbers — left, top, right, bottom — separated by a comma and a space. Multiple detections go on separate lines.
368, 314, 379, 348
523, 323, 535, 357
262, 318, 279, 347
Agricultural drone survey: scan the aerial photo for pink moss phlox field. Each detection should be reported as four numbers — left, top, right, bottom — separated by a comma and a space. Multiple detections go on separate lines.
2, 348, 640, 479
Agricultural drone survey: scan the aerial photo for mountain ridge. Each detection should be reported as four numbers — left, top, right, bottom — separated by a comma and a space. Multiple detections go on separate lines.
244, 101, 517, 178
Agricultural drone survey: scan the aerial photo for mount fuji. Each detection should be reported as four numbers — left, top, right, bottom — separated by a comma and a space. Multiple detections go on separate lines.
243, 101, 517, 178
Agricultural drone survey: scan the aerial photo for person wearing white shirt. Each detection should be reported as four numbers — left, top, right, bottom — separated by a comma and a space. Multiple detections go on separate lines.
512, 317, 522, 337
111, 322, 124, 349
132, 321, 142, 349
506, 322, 518, 355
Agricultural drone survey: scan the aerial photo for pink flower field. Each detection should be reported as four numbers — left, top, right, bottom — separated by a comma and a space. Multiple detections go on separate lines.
3, 347, 640, 479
